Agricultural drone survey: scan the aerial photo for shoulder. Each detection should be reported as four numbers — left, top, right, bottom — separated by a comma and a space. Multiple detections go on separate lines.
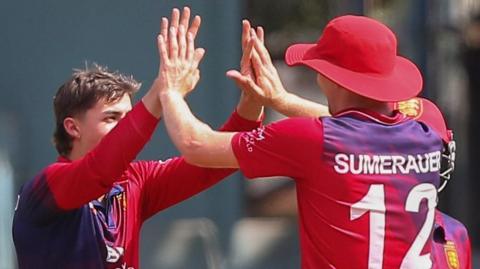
437, 211, 468, 231
436, 211, 470, 244
264, 117, 324, 138
127, 158, 184, 181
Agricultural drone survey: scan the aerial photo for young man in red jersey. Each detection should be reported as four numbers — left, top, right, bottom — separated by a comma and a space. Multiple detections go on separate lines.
158, 14, 444, 268
12, 7, 264, 269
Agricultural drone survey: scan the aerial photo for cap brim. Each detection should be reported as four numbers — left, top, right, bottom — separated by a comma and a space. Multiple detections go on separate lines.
285, 43, 423, 102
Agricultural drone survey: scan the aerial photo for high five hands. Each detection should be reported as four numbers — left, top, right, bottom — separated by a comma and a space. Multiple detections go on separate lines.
226, 20, 288, 107
156, 8, 286, 109
157, 7, 205, 97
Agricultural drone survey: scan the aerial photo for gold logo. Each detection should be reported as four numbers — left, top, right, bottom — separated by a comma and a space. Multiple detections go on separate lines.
395, 98, 423, 119
444, 241, 460, 269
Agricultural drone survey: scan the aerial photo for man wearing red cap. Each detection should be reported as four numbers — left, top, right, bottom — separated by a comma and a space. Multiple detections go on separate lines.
157, 15, 443, 268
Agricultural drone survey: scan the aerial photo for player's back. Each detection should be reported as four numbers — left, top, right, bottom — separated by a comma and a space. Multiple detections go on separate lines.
298, 109, 443, 268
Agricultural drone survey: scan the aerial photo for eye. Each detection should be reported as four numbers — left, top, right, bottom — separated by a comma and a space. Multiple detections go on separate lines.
104, 116, 118, 123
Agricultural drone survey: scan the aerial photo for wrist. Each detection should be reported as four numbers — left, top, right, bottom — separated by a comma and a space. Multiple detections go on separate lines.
237, 94, 264, 121
159, 90, 184, 102
270, 90, 289, 108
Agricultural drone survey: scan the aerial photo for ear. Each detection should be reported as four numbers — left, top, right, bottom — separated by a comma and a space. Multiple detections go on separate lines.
63, 117, 81, 139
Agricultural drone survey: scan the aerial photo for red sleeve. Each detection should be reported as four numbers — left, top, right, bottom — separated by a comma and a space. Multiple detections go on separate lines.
45, 102, 159, 210
219, 109, 264, 131
138, 110, 262, 220
231, 117, 323, 180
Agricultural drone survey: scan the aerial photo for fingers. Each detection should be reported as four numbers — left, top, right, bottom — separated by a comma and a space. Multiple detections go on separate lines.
170, 8, 180, 29
186, 32, 195, 61
240, 32, 255, 73
250, 44, 266, 79
226, 70, 254, 91
178, 25, 187, 59
179, 6, 191, 31
193, 69, 200, 82
242, 20, 251, 50
169, 27, 179, 61
226, 70, 246, 82
189, 15, 201, 39
250, 30, 272, 65
161, 17, 169, 41
256, 26, 264, 43
192, 48, 205, 70
158, 35, 170, 65
226, 70, 261, 94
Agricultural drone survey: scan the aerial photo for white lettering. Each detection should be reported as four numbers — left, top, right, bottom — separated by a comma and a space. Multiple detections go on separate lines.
334, 153, 349, 174
379, 156, 392, 174
333, 151, 441, 175
364, 155, 380, 174
405, 155, 420, 173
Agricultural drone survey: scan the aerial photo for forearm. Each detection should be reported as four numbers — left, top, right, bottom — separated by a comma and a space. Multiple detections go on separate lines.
272, 92, 330, 118
160, 91, 237, 167
141, 79, 163, 119
160, 91, 214, 159
236, 93, 264, 121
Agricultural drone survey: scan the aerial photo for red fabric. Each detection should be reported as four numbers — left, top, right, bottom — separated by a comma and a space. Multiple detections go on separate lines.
394, 97, 451, 143
431, 210, 472, 269
285, 15, 422, 102
45, 101, 159, 210
232, 117, 323, 179
232, 112, 443, 269
37, 104, 261, 268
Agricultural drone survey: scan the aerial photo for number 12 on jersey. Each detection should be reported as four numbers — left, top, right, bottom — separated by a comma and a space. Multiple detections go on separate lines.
350, 183, 437, 269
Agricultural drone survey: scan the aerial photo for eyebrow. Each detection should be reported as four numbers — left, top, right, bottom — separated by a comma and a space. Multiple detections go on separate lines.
102, 110, 124, 117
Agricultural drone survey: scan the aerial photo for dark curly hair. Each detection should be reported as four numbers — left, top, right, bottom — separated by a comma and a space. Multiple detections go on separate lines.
53, 64, 141, 156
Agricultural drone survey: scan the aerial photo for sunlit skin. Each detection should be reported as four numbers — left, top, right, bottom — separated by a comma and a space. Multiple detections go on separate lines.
316, 74, 392, 116
64, 93, 133, 161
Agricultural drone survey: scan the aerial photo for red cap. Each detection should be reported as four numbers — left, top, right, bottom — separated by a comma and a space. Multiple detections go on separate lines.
285, 15, 423, 102
393, 97, 451, 143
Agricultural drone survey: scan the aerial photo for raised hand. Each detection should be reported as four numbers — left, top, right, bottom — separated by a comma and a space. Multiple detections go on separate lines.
240, 20, 264, 83
227, 27, 329, 118
157, 7, 205, 97
227, 26, 287, 107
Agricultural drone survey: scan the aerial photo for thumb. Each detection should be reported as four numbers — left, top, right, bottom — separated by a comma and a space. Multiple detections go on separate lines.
226, 70, 249, 84
226, 70, 251, 90
226, 70, 242, 79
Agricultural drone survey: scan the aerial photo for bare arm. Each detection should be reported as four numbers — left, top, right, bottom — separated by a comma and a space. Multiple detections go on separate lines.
268, 92, 330, 118
160, 91, 238, 168
155, 14, 239, 168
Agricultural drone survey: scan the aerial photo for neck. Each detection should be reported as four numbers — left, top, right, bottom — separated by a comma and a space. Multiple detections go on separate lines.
67, 146, 86, 161
329, 91, 392, 116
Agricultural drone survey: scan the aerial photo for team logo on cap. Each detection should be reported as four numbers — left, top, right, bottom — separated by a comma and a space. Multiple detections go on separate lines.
444, 241, 460, 269
395, 98, 423, 119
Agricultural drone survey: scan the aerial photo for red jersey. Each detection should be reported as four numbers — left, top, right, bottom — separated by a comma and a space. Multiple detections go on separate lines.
431, 210, 472, 269
13, 102, 261, 269
232, 109, 444, 269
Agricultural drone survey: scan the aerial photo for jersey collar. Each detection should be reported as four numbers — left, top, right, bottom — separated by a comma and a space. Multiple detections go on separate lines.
57, 156, 71, 163
334, 108, 408, 125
